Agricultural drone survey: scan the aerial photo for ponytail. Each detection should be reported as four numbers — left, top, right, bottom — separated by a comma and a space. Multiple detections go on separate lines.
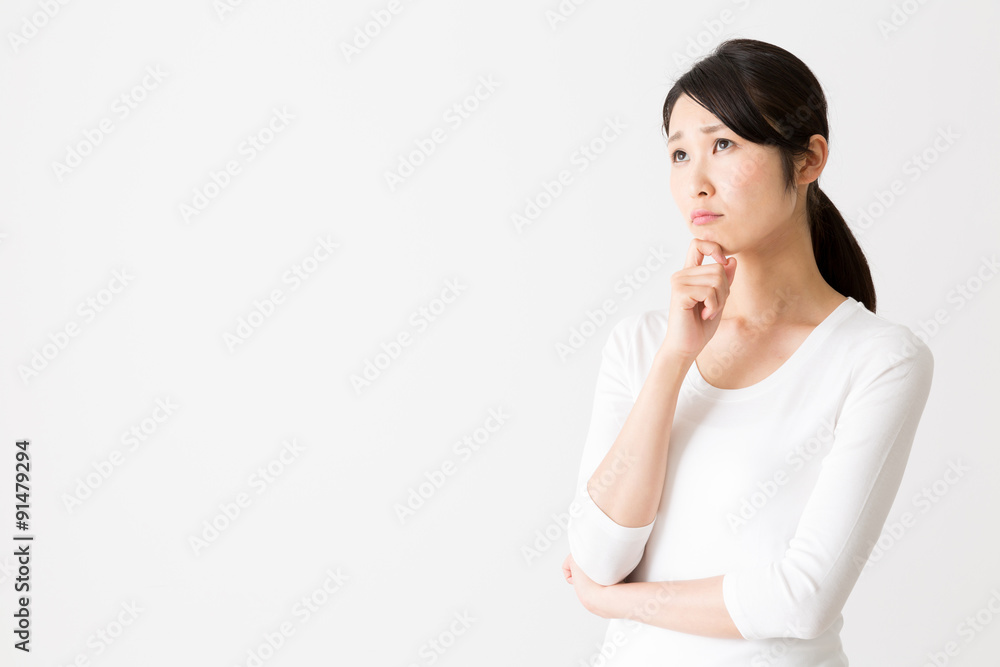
807, 183, 876, 312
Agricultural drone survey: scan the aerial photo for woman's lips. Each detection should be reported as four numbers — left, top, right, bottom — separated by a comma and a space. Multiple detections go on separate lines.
692, 214, 722, 225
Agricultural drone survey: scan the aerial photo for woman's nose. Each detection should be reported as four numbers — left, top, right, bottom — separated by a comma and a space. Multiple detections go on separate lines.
687, 164, 714, 198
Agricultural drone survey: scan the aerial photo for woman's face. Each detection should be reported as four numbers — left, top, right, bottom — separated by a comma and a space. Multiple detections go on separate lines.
666, 93, 804, 256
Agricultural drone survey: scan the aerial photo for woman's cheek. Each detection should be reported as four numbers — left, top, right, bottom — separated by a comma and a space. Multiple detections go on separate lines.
728, 157, 763, 192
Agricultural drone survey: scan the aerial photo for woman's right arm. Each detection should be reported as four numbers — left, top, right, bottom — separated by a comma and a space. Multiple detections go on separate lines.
567, 239, 736, 585
584, 347, 690, 527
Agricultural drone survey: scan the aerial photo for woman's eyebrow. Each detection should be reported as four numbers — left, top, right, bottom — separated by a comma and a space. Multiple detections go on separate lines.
666, 123, 726, 146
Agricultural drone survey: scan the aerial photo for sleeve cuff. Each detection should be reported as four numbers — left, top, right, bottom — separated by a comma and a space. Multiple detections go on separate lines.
567, 483, 656, 585
722, 571, 754, 639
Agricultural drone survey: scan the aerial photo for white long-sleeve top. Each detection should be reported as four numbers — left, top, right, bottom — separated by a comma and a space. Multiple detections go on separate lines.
567, 296, 934, 666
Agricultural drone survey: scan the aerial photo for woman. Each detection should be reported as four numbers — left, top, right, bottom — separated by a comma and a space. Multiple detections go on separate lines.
561, 38, 933, 665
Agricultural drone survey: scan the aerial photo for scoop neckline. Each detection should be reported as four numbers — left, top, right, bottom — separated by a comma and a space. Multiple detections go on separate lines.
686, 296, 858, 401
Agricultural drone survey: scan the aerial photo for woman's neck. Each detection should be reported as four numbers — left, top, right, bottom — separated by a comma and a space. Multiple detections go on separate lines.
720, 223, 842, 326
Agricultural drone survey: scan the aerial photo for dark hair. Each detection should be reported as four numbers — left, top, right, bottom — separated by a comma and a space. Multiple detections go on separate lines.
662, 38, 876, 312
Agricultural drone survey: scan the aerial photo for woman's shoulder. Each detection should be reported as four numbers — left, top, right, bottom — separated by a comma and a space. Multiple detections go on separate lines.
597, 309, 671, 397
604, 300, 934, 389
603, 308, 671, 367
827, 300, 934, 385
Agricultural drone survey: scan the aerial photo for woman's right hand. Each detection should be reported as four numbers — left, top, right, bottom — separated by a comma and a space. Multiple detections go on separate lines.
662, 238, 737, 363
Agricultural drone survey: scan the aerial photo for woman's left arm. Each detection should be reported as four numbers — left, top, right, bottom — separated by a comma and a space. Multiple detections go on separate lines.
563, 555, 742, 638
564, 328, 935, 641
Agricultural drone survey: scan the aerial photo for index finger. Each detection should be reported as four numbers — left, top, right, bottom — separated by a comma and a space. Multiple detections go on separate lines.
683, 238, 727, 269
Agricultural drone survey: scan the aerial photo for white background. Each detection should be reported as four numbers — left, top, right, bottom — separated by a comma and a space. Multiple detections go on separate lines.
2, 0, 998, 665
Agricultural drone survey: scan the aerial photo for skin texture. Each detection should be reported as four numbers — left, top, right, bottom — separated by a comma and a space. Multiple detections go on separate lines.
562, 93, 848, 639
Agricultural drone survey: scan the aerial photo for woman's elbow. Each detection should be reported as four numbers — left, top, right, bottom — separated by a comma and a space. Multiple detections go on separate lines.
574, 559, 630, 587
567, 540, 640, 586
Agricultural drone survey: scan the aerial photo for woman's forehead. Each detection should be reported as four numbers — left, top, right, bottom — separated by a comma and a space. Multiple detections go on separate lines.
668, 95, 726, 136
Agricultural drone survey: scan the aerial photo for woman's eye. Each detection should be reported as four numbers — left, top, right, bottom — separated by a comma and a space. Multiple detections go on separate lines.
672, 138, 733, 163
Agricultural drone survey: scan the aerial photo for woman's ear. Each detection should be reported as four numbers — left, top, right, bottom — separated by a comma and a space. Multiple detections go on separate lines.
796, 134, 829, 185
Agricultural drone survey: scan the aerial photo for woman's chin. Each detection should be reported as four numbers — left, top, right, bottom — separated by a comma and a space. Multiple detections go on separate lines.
692, 228, 720, 242
690, 230, 734, 255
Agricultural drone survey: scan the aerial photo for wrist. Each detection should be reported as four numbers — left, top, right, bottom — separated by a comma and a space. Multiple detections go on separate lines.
653, 348, 694, 379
